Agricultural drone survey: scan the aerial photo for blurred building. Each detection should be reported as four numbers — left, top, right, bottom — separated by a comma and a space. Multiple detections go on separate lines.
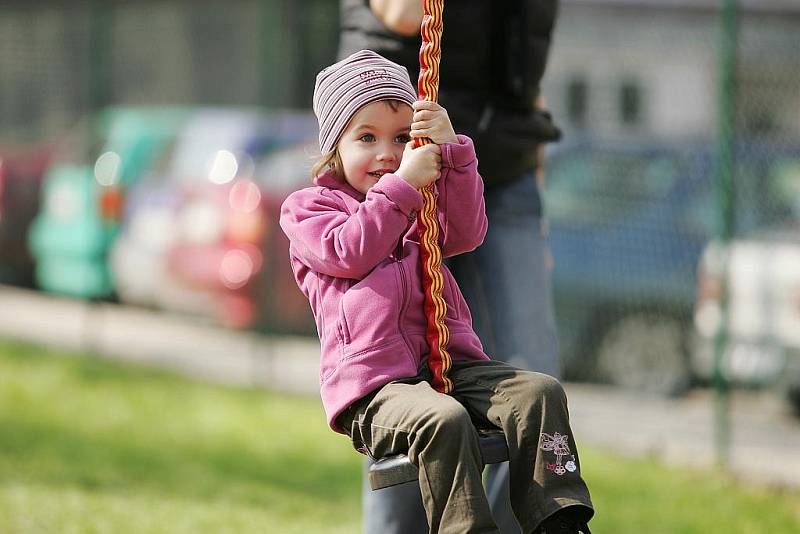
0, 0, 338, 145
542, 0, 800, 141
2, 0, 798, 145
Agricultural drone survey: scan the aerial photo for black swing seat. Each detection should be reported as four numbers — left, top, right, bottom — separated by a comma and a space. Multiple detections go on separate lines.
368, 428, 509, 490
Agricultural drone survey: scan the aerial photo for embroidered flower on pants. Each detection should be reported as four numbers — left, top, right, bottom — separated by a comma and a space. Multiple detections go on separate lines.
540, 431, 577, 476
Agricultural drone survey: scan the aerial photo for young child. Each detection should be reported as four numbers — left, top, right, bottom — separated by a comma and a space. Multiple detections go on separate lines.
280, 50, 593, 534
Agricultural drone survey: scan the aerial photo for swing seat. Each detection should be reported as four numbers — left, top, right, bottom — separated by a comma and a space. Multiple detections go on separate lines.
368, 428, 509, 490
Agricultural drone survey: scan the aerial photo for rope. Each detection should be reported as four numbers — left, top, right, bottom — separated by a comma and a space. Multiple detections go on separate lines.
415, 0, 452, 394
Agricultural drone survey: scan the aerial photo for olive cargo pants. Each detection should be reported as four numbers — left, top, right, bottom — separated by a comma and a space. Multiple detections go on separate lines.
337, 360, 593, 533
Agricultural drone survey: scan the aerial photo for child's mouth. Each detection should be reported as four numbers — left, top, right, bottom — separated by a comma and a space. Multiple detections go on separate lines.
368, 169, 393, 178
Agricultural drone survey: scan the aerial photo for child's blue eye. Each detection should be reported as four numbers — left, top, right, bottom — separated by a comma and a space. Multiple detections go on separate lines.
359, 134, 375, 142
396, 134, 411, 143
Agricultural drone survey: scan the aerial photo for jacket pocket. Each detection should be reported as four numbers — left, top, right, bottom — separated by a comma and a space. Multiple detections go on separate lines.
337, 298, 351, 345
337, 262, 404, 356
320, 335, 417, 386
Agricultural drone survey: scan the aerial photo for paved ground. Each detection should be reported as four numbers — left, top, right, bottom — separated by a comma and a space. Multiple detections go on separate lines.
567, 383, 800, 489
2, 285, 799, 489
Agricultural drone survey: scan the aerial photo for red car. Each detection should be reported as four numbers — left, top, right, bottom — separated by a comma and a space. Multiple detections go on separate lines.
0, 144, 54, 286
167, 176, 269, 328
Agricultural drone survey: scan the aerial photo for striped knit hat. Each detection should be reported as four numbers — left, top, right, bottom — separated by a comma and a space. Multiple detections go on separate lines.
313, 50, 417, 154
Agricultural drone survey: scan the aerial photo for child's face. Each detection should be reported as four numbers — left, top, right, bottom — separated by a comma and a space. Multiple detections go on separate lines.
337, 100, 413, 195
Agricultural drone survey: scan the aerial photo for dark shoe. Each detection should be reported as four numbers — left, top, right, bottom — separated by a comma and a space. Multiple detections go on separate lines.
535, 507, 592, 534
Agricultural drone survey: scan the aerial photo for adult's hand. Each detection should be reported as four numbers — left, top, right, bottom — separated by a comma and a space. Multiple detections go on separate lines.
370, 0, 423, 36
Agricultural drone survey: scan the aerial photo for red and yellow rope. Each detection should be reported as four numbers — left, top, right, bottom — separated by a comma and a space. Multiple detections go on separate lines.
415, 0, 452, 394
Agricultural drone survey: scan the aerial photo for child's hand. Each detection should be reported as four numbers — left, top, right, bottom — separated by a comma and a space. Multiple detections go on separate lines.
410, 101, 458, 145
396, 141, 441, 190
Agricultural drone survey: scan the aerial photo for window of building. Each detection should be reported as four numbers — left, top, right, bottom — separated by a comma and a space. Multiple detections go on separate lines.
566, 77, 588, 126
619, 80, 642, 126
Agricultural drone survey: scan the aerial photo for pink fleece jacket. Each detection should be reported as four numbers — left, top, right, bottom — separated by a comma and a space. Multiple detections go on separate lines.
280, 135, 490, 432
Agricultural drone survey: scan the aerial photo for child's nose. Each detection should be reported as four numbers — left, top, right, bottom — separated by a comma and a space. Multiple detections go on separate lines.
376, 148, 397, 162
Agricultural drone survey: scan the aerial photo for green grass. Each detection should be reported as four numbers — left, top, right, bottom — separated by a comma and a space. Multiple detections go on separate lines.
0, 340, 361, 533
1, 339, 798, 533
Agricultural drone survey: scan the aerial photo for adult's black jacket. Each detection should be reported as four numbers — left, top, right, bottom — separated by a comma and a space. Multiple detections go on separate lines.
339, 0, 561, 188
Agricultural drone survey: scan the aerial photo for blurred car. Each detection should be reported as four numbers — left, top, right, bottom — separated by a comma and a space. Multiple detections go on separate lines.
546, 140, 798, 395
0, 144, 54, 286
693, 158, 800, 413
249, 141, 318, 336
110, 108, 270, 312
111, 109, 317, 329
27, 107, 188, 299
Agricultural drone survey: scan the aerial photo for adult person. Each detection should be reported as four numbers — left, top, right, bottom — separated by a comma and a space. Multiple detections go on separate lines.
338, 1, 563, 532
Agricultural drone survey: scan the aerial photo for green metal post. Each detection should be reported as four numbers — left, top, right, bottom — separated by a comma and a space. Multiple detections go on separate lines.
88, 0, 112, 116
259, 0, 298, 108
712, 0, 739, 469
259, 0, 280, 107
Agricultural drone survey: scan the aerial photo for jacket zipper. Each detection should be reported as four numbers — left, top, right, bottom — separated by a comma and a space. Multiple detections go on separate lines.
394, 238, 404, 261
395, 246, 415, 362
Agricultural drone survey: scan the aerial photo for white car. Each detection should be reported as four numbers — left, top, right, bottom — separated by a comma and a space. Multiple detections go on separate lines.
693, 227, 800, 413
